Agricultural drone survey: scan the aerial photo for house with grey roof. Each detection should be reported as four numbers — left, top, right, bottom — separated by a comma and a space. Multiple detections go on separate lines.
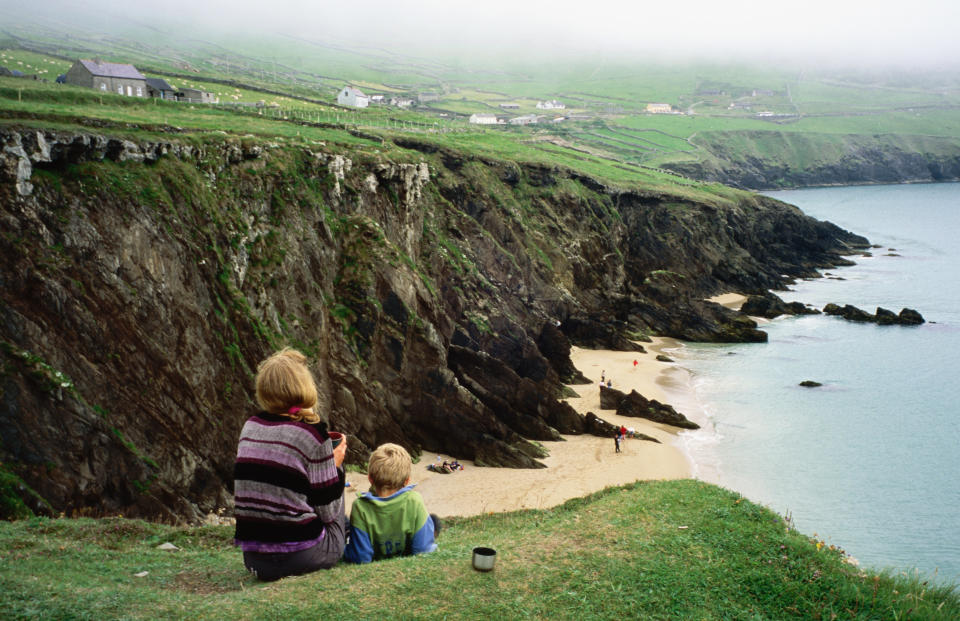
145, 77, 176, 100
64, 59, 148, 97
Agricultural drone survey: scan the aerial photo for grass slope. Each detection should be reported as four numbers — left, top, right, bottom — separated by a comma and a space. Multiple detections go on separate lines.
0, 75, 747, 208
1, 480, 956, 620
5, 25, 960, 180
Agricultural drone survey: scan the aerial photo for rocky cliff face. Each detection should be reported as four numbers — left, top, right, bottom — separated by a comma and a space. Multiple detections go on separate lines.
0, 127, 867, 521
662, 130, 960, 190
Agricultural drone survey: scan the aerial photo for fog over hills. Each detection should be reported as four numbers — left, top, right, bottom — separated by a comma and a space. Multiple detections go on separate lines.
6, 0, 960, 70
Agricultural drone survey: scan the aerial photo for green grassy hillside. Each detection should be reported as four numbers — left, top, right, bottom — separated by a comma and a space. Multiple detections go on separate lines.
0, 75, 741, 203
4, 23, 960, 188
0, 480, 956, 620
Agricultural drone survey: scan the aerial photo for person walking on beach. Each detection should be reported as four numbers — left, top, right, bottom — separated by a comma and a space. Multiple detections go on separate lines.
601, 370, 605, 383
633, 359, 638, 369
614, 431, 621, 453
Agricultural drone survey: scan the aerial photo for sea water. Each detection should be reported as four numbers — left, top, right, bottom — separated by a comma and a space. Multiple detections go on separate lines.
671, 183, 960, 583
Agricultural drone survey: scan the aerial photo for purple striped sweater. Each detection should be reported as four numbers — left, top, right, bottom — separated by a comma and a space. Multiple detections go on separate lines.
233, 413, 345, 553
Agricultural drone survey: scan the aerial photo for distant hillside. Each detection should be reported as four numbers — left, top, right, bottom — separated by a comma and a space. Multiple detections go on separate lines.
660, 130, 960, 189
3, 17, 960, 190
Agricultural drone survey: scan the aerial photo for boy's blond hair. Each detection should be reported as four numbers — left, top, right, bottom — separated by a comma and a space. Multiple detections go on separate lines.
367, 443, 412, 494
255, 348, 320, 424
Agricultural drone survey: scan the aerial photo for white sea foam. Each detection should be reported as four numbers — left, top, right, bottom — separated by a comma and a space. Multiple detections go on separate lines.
658, 343, 724, 483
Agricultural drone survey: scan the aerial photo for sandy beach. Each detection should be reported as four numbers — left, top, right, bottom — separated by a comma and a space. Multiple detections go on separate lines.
709, 293, 747, 310
344, 336, 704, 518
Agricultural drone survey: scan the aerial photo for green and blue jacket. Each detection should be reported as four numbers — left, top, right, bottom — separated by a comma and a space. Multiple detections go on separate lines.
343, 485, 436, 563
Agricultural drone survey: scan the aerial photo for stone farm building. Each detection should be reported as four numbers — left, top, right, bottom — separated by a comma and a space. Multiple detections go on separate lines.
508, 114, 538, 125
337, 86, 369, 108
178, 88, 217, 104
64, 59, 147, 97
145, 78, 177, 100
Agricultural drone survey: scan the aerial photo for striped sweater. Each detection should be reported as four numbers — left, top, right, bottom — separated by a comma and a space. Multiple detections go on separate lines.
233, 412, 345, 553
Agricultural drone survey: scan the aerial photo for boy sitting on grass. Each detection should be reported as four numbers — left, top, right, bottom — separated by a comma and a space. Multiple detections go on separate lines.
343, 443, 439, 563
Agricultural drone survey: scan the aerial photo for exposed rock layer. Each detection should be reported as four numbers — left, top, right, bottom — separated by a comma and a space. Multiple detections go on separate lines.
0, 128, 867, 520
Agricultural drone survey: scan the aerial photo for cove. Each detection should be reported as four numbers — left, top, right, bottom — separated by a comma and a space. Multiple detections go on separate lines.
674, 183, 960, 583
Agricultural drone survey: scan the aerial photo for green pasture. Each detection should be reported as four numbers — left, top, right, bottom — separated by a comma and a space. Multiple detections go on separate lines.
6, 28, 960, 175
0, 48, 71, 78
1, 480, 956, 620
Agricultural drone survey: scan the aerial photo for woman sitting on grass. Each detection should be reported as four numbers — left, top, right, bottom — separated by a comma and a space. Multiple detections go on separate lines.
233, 348, 348, 581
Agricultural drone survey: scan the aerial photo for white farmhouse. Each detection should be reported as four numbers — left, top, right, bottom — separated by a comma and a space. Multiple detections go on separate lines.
536, 100, 565, 110
337, 86, 369, 108
646, 103, 673, 114
469, 113, 499, 125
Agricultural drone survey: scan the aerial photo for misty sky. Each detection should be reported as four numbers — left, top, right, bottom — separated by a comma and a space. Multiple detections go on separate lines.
14, 0, 960, 68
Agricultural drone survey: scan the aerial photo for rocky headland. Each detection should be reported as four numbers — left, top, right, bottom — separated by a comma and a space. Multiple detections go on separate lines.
662, 130, 960, 190
0, 127, 868, 521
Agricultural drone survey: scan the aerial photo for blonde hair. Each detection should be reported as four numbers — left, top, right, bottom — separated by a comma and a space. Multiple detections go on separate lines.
367, 443, 412, 494
255, 348, 320, 424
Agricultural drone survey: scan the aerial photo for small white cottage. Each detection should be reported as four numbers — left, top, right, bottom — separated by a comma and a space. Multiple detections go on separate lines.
337, 86, 369, 108
469, 113, 499, 125
536, 100, 565, 110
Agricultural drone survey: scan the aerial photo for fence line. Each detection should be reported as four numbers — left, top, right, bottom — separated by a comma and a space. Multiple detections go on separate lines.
213, 102, 478, 134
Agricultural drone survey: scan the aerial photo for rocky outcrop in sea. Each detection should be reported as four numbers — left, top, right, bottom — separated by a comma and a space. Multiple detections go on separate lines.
823, 304, 925, 325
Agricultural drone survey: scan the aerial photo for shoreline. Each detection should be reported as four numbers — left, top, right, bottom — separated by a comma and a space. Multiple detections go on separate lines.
345, 331, 733, 518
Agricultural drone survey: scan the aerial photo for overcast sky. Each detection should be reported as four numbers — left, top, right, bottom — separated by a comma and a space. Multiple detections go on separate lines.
15, 0, 960, 69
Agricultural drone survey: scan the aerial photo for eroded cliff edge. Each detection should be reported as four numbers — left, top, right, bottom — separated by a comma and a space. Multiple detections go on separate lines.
0, 128, 868, 521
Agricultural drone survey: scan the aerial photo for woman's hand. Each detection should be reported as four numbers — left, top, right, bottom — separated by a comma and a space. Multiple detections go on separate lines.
333, 435, 348, 468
